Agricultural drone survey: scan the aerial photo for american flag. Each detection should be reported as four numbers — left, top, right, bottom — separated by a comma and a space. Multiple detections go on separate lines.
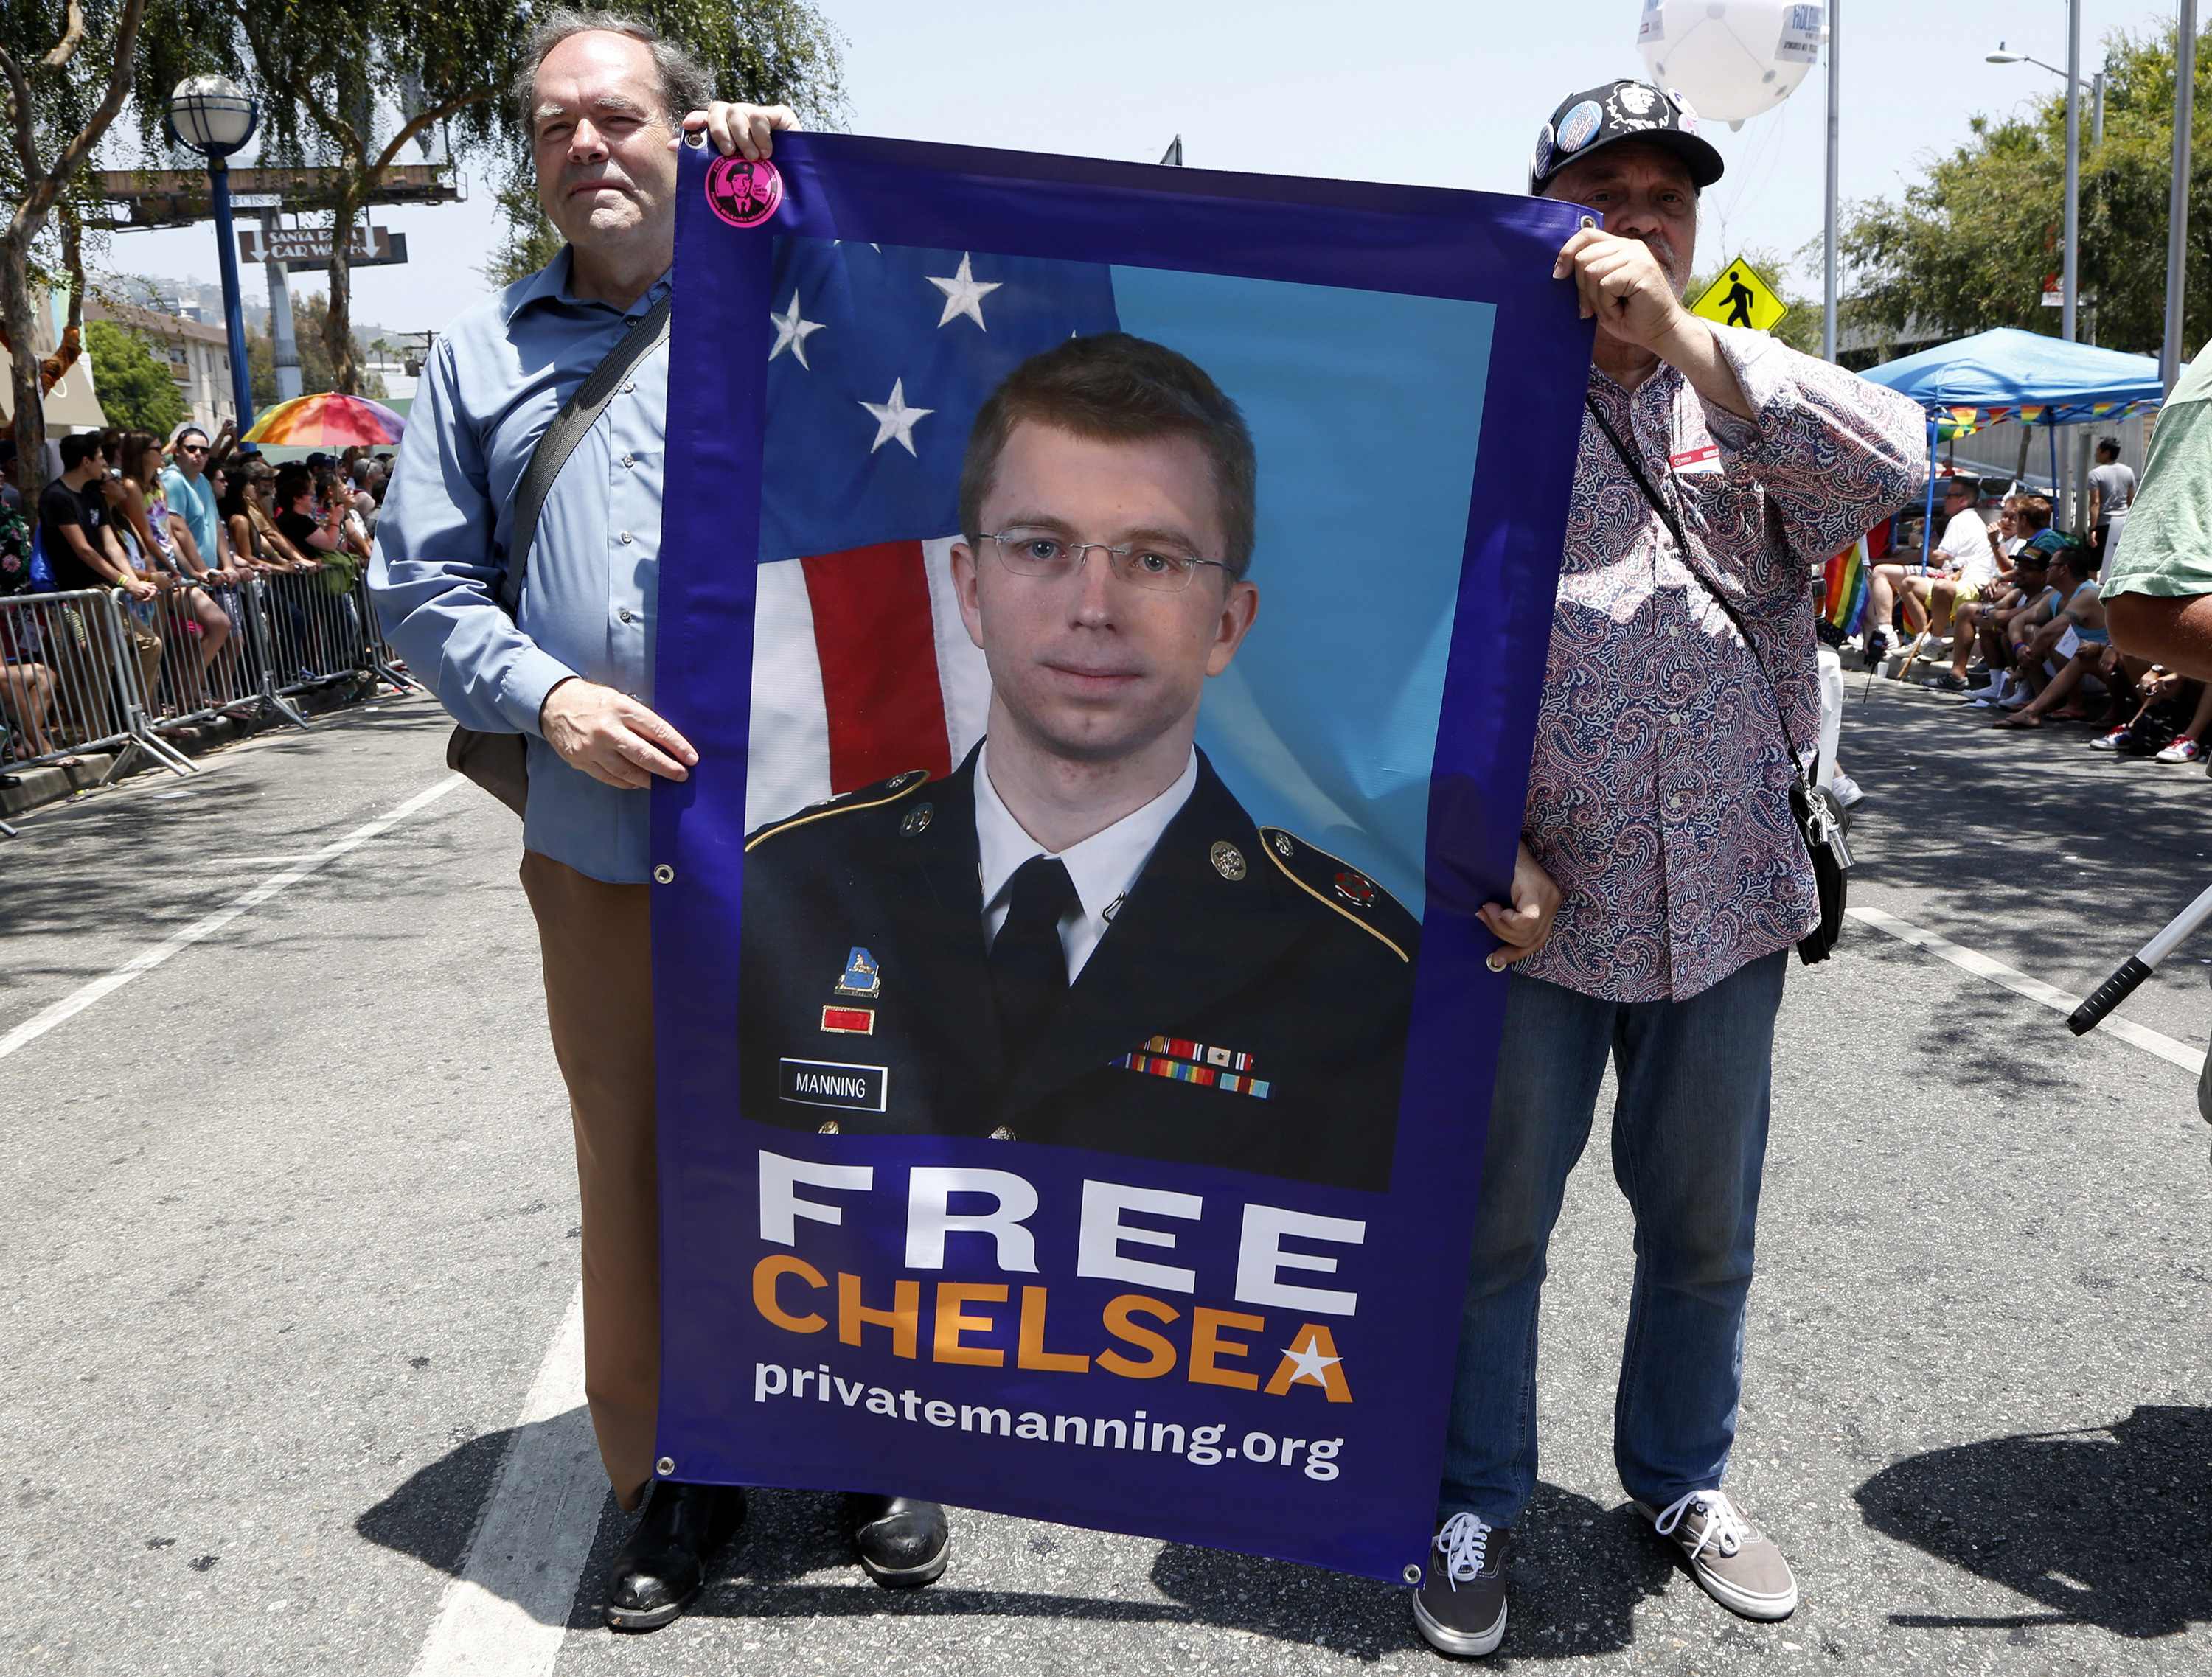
744, 240, 1121, 831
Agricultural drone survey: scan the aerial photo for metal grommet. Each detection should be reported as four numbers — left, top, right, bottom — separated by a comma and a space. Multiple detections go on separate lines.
1578, 215, 1596, 230
652, 864, 675, 885
655, 1456, 676, 1476
684, 128, 707, 148
1402, 1562, 1423, 1586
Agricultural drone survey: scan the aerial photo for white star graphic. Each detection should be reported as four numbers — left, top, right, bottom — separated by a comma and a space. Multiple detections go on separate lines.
926, 251, 1004, 331
1279, 1331, 1341, 1387
858, 377, 934, 456
768, 290, 825, 369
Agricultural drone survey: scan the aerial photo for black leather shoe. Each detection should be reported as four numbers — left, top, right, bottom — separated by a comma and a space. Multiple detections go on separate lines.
847, 1493, 950, 1588
604, 1482, 746, 1632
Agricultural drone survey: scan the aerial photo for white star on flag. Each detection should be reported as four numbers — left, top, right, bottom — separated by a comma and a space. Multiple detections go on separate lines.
769, 290, 826, 369
926, 251, 1004, 331
858, 378, 934, 456
1279, 1331, 1341, 1387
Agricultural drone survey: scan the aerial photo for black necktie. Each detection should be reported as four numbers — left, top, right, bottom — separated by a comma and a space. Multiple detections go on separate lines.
990, 855, 1077, 1058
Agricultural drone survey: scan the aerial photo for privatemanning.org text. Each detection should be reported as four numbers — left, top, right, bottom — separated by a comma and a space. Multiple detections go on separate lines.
753, 1359, 1345, 1480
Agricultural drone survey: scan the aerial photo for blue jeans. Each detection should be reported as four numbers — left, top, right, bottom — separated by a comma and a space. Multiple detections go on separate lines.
1439, 950, 1787, 1526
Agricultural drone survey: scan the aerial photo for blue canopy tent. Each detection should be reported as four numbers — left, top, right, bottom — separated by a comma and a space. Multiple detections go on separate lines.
1858, 328, 2164, 566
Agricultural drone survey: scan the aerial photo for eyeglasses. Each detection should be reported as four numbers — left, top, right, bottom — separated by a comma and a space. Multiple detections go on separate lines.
981, 528, 1231, 594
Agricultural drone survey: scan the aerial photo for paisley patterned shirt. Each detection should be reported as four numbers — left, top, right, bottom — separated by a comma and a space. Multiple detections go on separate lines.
1519, 324, 1924, 1002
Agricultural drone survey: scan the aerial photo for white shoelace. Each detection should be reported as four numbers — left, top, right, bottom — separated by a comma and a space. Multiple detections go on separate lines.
1652, 1489, 1749, 1561
1433, 1511, 1494, 1588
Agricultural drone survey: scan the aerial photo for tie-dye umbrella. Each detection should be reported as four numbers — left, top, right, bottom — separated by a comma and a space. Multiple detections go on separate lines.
242, 391, 406, 447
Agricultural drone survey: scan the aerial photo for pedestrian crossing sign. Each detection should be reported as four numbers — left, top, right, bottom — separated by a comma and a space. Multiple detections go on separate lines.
1690, 256, 1788, 333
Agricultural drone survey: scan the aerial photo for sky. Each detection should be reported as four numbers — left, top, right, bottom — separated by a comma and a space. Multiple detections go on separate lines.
94, 0, 2183, 338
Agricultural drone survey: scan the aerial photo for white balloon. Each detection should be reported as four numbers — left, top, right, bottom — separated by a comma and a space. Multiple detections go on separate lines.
1637, 0, 1823, 126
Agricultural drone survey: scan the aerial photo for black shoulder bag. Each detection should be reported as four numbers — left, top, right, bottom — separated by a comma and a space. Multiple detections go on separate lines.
1582, 394, 1850, 964
445, 295, 674, 817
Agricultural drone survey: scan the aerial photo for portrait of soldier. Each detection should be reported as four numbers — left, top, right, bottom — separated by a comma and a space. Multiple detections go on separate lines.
737, 332, 1419, 1192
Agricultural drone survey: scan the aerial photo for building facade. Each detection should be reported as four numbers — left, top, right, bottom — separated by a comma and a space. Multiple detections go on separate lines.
86, 296, 235, 435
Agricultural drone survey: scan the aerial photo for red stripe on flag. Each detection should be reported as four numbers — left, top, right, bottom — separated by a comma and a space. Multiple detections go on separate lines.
800, 540, 953, 794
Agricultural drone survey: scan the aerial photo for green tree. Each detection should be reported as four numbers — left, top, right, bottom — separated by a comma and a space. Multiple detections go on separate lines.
1, 1, 145, 495
1839, 23, 2212, 358
82, 317, 187, 433
244, 291, 385, 405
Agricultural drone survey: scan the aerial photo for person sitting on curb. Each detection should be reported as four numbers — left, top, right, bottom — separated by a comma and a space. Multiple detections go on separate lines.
1993, 545, 2133, 728
1866, 476, 1994, 674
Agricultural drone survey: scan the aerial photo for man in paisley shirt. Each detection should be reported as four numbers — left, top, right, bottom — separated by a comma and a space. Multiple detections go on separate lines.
1413, 80, 1926, 1660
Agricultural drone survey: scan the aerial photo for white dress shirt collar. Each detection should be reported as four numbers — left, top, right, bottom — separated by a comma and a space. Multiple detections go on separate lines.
974, 740, 1200, 981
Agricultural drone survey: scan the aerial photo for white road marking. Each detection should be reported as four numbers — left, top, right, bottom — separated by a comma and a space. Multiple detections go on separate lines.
1847, 903, 2206, 1074
408, 1287, 599, 1677
0, 774, 466, 1064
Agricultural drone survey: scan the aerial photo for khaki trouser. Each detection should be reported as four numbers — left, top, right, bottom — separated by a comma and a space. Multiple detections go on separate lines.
520, 850, 658, 1511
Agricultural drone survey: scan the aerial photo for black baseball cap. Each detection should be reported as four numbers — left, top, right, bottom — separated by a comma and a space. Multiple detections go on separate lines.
1531, 79, 1726, 196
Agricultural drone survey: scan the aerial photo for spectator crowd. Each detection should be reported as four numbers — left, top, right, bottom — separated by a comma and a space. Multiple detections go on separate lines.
1847, 440, 2205, 766
0, 425, 397, 770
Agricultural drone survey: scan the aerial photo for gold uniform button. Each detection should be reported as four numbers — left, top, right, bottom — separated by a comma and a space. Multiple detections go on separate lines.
989, 1124, 1015, 1140
817, 1119, 841, 1135
1273, 832, 1294, 858
902, 803, 933, 837
1210, 840, 1247, 882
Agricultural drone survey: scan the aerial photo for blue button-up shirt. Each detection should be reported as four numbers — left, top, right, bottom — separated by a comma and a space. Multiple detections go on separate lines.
369, 247, 670, 883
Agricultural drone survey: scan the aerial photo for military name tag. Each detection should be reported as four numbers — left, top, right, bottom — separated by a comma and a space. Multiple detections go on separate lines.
779, 1058, 889, 1112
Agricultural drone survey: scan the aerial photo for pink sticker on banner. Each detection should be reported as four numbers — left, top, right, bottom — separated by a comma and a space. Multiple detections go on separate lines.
704, 156, 783, 229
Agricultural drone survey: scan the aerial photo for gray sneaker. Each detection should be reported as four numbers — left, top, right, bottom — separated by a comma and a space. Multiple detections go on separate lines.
1633, 1490, 1798, 1621
1411, 1513, 1510, 1657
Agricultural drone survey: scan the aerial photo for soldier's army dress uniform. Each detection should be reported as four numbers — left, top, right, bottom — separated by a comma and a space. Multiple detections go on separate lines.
737, 746, 1419, 1193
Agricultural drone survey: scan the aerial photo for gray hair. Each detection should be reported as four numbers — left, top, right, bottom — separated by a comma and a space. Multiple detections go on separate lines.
513, 7, 714, 136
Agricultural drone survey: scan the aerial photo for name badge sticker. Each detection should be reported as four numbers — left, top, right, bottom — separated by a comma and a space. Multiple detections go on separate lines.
779, 1057, 889, 1112
1669, 443, 1719, 472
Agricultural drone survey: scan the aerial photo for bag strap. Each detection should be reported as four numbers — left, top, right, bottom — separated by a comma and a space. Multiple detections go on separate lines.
497, 293, 672, 613
1582, 392, 1810, 765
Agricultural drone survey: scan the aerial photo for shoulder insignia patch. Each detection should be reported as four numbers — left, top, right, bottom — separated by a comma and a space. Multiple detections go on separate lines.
1259, 828, 1418, 964
744, 769, 933, 852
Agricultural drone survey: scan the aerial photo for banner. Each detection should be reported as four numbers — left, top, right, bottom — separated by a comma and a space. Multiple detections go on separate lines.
651, 135, 1593, 1584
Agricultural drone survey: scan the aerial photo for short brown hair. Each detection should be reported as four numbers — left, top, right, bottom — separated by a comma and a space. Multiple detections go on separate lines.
959, 333, 1258, 579
513, 7, 712, 136
2015, 495, 2052, 533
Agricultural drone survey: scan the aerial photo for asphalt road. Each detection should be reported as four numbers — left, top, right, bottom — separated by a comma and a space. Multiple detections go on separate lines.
2, 685, 2207, 1676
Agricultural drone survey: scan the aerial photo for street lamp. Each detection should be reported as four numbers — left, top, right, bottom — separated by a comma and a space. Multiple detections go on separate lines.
2163, 3, 2197, 394
1992, 14, 2107, 531
164, 74, 260, 439
1988, 28, 2105, 346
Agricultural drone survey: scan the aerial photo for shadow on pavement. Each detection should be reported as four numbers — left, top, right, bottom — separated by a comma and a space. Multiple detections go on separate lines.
1149, 1483, 1674, 1662
594, 1478, 1665, 1662
1857, 1404, 2212, 1636
355, 1425, 525, 1576
364, 1432, 1676, 1662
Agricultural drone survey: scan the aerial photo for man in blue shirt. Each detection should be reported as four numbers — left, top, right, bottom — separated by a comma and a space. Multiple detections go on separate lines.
371, 12, 950, 1631
161, 424, 227, 575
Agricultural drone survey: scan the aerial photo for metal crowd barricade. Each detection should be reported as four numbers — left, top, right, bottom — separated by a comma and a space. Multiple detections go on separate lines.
135, 577, 260, 737
0, 586, 195, 781
351, 573, 417, 697
1, 565, 420, 819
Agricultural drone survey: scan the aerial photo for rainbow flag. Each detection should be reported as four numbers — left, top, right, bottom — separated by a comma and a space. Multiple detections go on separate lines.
1823, 537, 1870, 635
